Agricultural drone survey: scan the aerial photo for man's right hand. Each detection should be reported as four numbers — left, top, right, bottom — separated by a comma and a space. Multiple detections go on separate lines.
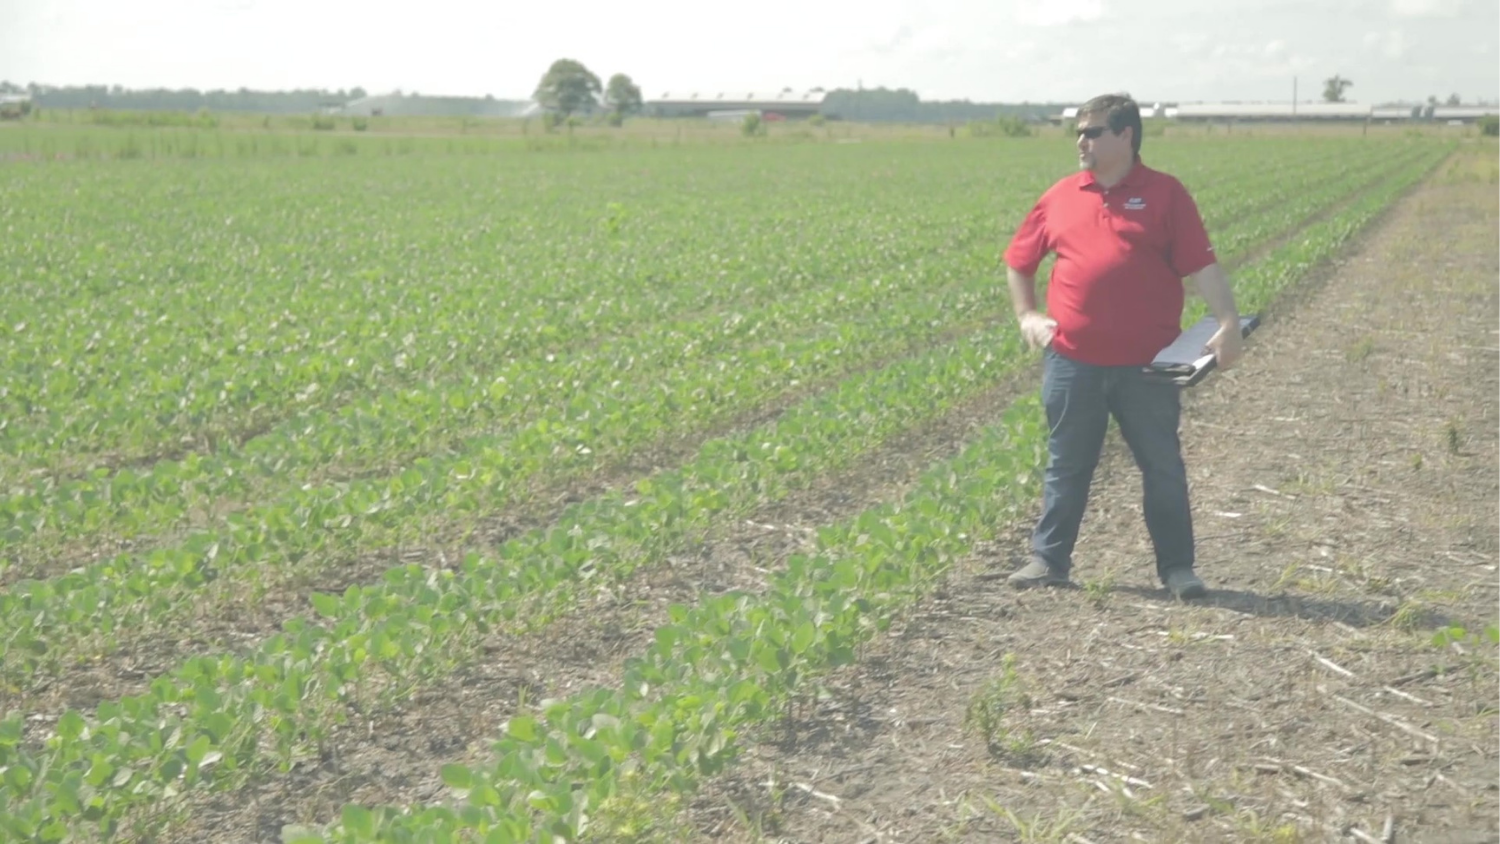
1019, 311, 1057, 350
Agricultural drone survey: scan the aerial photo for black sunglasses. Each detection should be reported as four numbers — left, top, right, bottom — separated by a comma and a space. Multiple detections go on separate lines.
1076, 125, 1111, 140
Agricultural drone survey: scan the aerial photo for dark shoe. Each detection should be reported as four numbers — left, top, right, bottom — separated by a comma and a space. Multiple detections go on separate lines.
1163, 569, 1207, 599
1007, 557, 1071, 589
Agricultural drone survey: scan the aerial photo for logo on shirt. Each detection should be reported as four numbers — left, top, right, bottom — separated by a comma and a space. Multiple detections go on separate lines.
1123, 197, 1147, 210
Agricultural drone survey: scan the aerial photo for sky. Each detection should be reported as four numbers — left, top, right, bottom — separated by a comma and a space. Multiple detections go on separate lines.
1, 0, 1495, 105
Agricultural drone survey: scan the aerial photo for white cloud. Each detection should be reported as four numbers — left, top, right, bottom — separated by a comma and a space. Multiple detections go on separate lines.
1364, 29, 1409, 59
1389, 0, 1463, 17
1005, 40, 1039, 62
1171, 32, 1210, 55
909, 25, 958, 54
1016, 0, 1106, 27
871, 25, 915, 54
0, 0, 1493, 105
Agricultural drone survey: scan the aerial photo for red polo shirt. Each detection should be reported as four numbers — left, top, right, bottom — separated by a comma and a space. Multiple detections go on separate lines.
1004, 158, 1217, 366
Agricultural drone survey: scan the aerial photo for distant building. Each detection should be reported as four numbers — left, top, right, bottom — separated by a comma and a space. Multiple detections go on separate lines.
338, 94, 530, 118
1170, 102, 1372, 121
0, 94, 32, 120
1053, 103, 1166, 123
646, 90, 828, 120
1048, 100, 1497, 125
1431, 105, 1500, 123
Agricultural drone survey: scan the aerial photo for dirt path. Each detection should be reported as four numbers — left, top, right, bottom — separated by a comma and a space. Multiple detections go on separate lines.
687, 148, 1499, 843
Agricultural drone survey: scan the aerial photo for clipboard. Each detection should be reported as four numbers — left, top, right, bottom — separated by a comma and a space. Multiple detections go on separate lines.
1145, 314, 1260, 386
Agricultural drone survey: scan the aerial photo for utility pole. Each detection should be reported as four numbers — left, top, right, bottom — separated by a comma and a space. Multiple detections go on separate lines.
1293, 77, 1297, 118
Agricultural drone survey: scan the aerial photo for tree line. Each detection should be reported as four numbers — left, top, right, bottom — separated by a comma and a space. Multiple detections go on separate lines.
43, 73, 1480, 124
5, 73, 1072, 125
0, 82, 378, 113
0, 82, 527, 116
820, 87, 1070, 122
1318, 75, 1470, 108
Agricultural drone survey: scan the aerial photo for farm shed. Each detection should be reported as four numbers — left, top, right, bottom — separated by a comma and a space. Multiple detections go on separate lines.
646, 89, 828, 119
1430, 105, 1500, 123
1371, 105, 1422, 121
1052, 103, 1167, 123
0, 94, 32, 119
1170, 102, 1373, 121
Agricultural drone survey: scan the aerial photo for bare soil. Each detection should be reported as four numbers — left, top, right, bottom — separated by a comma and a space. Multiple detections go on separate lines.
677, 148, 1500, 843
8, 309, 1002, 722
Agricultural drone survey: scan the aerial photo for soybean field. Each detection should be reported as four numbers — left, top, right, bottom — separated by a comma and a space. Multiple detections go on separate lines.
2, 129, 1493, 843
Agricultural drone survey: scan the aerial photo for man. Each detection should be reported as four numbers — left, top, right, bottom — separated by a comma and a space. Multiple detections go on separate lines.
1002, 93, 1243, 599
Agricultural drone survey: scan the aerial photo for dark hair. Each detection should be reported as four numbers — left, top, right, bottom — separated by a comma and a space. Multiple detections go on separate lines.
1078, 93, 1142, 156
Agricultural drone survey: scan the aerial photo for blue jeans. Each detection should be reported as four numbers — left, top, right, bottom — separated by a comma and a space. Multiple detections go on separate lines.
1031, 346, 1195, 581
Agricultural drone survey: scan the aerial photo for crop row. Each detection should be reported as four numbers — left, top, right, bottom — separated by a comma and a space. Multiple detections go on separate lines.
1, 153, 1018, 480
1202, 142, 1434, 259
0, 126, 579, 161
0, 266, 1013, 689
0, 231, 999, 554
0, 136, 1384, 481
1184, 140, 1452, 325
0, 137, 1401, 569
0, 312, 1038, 839
0, 135, 1370, 526
299, 397, 1048, 844
0, 143, 1429, 696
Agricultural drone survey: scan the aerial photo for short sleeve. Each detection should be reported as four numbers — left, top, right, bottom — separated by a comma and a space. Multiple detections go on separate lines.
1167, 179, 1216, 278
1003, 198, 1052, 277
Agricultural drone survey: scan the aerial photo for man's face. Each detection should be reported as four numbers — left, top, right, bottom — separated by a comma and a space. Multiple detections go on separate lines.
1075, 113, 1132, 172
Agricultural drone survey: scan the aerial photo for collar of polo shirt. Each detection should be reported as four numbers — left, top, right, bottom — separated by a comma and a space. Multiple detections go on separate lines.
1080, 154, 1147, 191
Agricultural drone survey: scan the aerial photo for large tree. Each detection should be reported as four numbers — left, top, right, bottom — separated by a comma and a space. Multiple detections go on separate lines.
533, 59, 601, 117
604, 73, 643, 120
1322, 74, 1353, 103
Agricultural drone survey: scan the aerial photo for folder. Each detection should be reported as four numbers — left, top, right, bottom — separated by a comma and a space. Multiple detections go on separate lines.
1145, 315, 1260, 386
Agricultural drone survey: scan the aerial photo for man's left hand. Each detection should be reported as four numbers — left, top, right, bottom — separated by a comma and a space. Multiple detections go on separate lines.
1206, 320, 1245, 370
